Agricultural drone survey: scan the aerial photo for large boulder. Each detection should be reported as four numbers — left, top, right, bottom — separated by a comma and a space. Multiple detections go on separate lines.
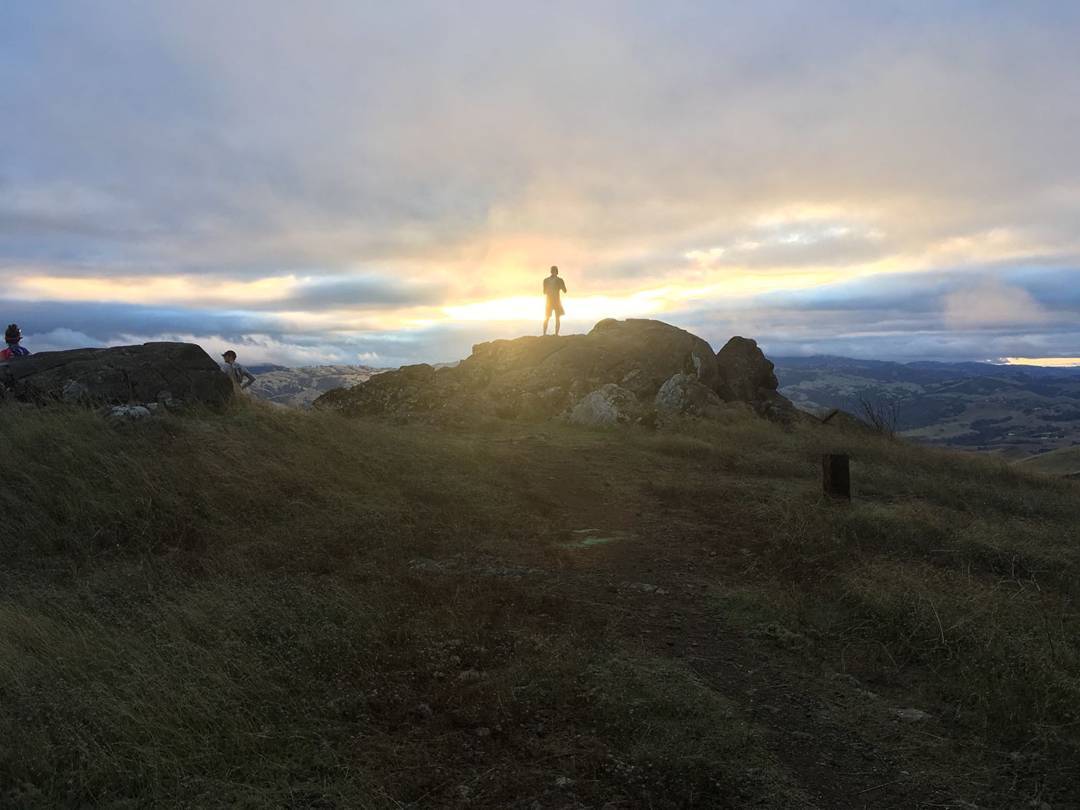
715, 336, 796, 420
0, 342, 233, 407
654, 373, 725, 419
566, 384, 640, 426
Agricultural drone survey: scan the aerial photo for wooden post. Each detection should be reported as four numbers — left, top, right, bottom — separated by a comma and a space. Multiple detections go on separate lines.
823, 454, 850, 500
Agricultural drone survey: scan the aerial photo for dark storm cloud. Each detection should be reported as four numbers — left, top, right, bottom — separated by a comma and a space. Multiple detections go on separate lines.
755, 264, 1080, 318
257, 276, 448, 311
0, 299, 285, 345
672, 263, 1080, 362
1003, 266, 1080, 309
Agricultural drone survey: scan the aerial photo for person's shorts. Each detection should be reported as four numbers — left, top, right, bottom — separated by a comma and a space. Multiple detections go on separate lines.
545, 297, 564, 318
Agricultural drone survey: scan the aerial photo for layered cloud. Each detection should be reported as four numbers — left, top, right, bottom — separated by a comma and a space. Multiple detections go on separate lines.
2, 1, 1079, 364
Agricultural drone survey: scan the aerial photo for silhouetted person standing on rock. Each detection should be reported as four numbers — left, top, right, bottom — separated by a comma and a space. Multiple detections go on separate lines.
543, 266, 567, 336
1, 324, 30, 360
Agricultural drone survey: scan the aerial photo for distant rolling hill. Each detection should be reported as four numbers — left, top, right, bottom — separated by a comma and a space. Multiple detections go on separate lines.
775, 356, 1080, 459
245, 362, 461, 408
247, 364, 386, 408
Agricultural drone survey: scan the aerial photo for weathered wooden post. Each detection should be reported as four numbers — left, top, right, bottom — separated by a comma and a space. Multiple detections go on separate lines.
823, 453, 851, 500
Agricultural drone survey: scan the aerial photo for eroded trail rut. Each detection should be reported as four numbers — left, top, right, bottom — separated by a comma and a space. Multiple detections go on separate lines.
407, 432, 1005, 808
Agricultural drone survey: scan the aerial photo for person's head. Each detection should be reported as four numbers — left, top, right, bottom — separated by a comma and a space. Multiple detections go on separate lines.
550, 265, 559, 276
5, 324, 22, 346
222, 350, 237, 363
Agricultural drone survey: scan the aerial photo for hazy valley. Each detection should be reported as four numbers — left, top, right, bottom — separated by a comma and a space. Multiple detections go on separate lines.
247, 364, 385, 408
775, 356, 1080, 459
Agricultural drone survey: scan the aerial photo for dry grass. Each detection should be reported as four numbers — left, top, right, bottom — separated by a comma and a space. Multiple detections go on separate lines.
1, 400, 1078, 807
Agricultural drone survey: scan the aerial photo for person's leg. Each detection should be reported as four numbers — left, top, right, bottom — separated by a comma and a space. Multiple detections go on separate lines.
543, 316, 549, 336
554, 312, 561, 336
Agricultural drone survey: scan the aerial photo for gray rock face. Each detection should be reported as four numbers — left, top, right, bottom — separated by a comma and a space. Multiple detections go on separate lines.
106, 404, 153, 422
582, 318, 721, 394
567, 384, 640, 426
0, 343, 233, 407
61, 380, 91, 403
654, 373, 725, 418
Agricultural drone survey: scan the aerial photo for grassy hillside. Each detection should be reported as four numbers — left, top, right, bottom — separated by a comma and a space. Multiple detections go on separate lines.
1016, 446, 1080, 478
1, 401, 1078, 808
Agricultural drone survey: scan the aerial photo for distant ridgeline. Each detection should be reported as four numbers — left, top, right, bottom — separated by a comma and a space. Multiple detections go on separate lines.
774, 355, 1080, 458
246, 365, 386, 408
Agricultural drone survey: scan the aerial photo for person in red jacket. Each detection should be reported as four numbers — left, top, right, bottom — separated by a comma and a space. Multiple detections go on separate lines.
0, 324, 30, 360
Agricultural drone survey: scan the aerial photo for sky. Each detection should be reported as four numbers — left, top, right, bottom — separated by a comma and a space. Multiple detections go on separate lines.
2, 1, 1079, 368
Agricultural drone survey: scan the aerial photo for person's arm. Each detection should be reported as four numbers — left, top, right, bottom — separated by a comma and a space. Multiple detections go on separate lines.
560, 278, 567, 293
241, 367, 256, 389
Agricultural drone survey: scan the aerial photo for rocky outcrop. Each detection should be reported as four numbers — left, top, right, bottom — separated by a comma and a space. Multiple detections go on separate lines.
0, 343, 234, 407
715, 336, 796, 421
316, 318, 795, 425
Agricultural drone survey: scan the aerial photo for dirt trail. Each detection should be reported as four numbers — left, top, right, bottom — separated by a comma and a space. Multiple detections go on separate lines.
436, 428, 1021, 807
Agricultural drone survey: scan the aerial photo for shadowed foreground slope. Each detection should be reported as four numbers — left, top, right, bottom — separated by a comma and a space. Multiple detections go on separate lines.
1, 402, 1078, 808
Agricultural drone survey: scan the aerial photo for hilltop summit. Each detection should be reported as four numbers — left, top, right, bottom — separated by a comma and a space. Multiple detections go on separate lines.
315, 318, 795, 424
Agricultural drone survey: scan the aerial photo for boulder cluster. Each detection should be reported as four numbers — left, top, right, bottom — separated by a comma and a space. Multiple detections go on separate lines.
0, 342, 233, 410
315, 318, 795, 425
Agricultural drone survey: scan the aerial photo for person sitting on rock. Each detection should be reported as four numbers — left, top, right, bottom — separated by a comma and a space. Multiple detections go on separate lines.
1, 324, 30, 360
221, 350, 256, 390
543, 266, 567, 336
